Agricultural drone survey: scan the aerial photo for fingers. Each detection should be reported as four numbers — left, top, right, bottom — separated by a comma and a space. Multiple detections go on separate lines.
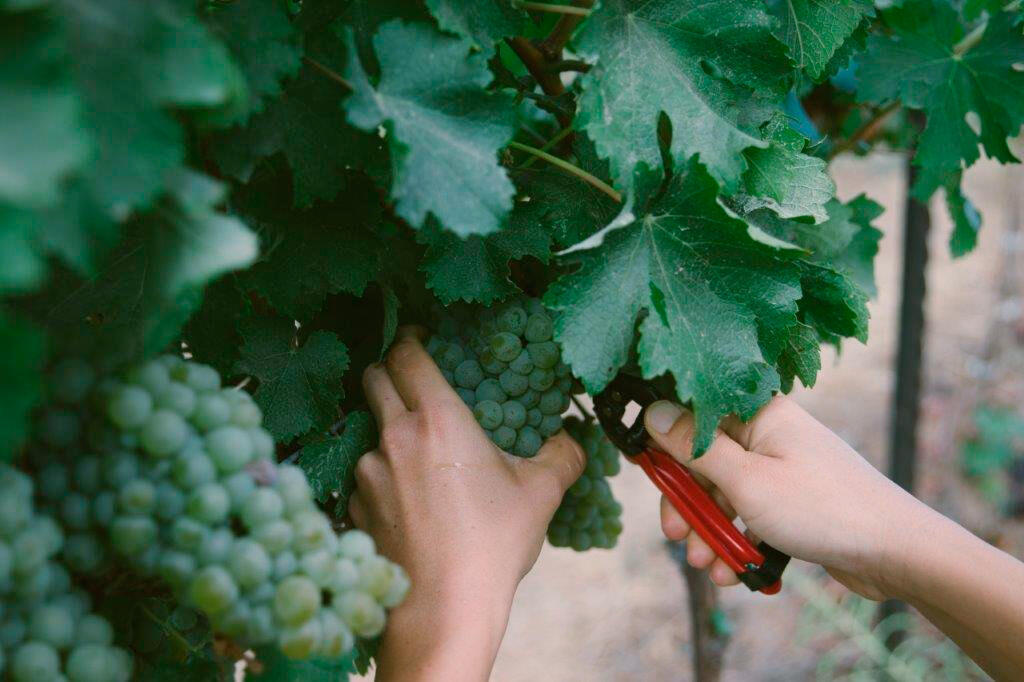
530, 431, 587, 495
709, 559, 740, 587
363, 363, 407, 424
660, 495, 689, 540
348, 490, 366, 528
382, 326, 457, 411
644, 401, 756, 499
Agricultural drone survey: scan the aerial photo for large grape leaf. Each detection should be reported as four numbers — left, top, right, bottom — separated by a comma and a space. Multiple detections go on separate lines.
0, 11, 90, 208
212, 23, 388, 208
546, 159, 805, 455
298, 411, 377, 504
22, 172, 257, 361
424, 0, 525, 55
574, 0, 791, 189
235, 317, 349, 442
342, 20, 517, 236
203, 0, 303, 125
60, 0, 242, 216
0, 312, 45, 462
945, 173, 982, 258
766, 0, 874, 80
419, 219, 551, 305
858, 0, 1024, 199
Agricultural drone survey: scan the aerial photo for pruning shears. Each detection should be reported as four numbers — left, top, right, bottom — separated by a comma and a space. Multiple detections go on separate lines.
593, 374, 790, 595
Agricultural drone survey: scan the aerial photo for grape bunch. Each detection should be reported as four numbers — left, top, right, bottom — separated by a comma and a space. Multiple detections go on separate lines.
0, 465, 133, 681
427, 297, 573, 458
32, 357, 409, 661
547, 417, 623, 551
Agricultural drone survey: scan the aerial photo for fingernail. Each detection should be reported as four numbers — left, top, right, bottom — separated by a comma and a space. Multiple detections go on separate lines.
647, 401, 682, 434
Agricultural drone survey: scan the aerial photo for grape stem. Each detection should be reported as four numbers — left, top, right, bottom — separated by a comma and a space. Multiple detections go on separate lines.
827, 101, 901, 161
508, 141, 621, 203
515, 126, 575, 170
512, 1, 592, 16
303, 56, 353, 92
570, 394, 595, 423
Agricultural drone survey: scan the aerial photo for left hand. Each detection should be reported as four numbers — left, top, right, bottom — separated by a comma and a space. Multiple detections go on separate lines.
351, 326, 586, 681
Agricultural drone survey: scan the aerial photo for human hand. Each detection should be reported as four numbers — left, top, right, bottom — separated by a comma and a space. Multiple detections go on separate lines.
644, 396, 933, 601
350, 326, 585, 680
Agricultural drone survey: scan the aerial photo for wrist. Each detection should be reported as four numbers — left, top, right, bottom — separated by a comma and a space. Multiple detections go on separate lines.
376, 569, 516, 682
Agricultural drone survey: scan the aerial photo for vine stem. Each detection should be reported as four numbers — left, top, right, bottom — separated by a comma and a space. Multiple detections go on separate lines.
508, 141, 621, 202
516, 126, 575, 169
539, 0, 596, 58
303, 56, 353, 91
506, 37, 566, 98
513, 1, 592, 16
827, 101, 900, 160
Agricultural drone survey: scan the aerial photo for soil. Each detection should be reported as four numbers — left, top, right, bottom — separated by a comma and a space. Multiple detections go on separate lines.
357, 151, 1023, 681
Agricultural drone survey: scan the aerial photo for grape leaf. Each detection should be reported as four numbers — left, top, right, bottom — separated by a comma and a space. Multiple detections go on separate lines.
546, 159, 804, 455
297, 410, 377, 504
183, 276, 250, 377
419, 219, 551, 305
424, 0, 525, 55
858, 0, 1024, 199
0, 312, 45, 462
767, 0, 874, 80
575, 0, 790, 189
777, 321, 821, 392
841, 194, 884, 298
235, 317, 349, 442
60, 0, 242, 216
0, 11, 90, 208
237, 176, 383, 319
22, 171, 257, 360
342, 20, 517, 236
380, 285, 400, 360
212, 25, 388, 208
736, 121, 835, 223
945, 173, 982, 258
203, 0, 303, 125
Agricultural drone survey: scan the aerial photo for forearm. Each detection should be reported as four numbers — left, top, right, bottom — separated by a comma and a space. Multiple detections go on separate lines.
891, 508, 1024, 680
374, 578, 516, 682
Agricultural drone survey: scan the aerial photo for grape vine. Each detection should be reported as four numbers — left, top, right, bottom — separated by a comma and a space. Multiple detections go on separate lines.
2, 0, 1022, 678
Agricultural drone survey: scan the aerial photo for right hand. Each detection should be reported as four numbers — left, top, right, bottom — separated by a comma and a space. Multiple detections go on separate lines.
644, 396, 933, 600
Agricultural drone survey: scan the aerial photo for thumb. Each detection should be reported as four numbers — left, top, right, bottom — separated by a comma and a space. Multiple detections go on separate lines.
644, 401, 755, 499
529, 430, 587, 497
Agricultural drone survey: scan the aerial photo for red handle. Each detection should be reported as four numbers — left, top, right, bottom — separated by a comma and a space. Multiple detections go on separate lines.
630, 446, 781, 595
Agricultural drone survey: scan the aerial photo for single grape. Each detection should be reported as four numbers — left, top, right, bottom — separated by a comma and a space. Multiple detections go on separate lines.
178, 363, 220, 393
186, 483, 230, 524
28, 604, 75, 648
334, 591, 386, 638
526, 408, 542, 428
337, 529, 376, 561
193, 394, 231, 431
357, 555, 394, 599
496, 305, 527, 335
253, 519, 293, 554
206, 426, 253, 472
318, 610, 355, 658
498, 369, 528, 397
330, 557, 360, 592
513, 426, 542, 458
455, 388, 476, 405
11, 641, 60, 681
73, 457, 102, 494
106, 386, 153, 429
129, 360, 172, 397
51, 359, 95, 404
222, 470, 256, 511
291, 511, 331, 553
36, 463, 68, 501
527, 341, 559, 369
524, 312, 554, 343
155, 382, 197, 418
501, 401, 527, 429
547, 523, 570, 547
75, 615, 114, 646
196, 527, 234, 566
272, 551, 298, 581
118, 478, 156, 515
249, 427, 275, 460
61, 493, 92, 530
241, 488, 284, 529
171, 517, 209, 552
37, 408, 81, 449
539, 388, 564, 415
189, 566, 239, 614
570, 530, 593, 551
278, 617, 322, 660
300, 549, 336, 588
230, 398, 262, 428
492, 426, 516, 450
539, 414, 562, 438
228, 539, 271, 588
519, 389, 539, 409
158, 550, 197, 587
474, 378, 507, 404
489, 332, 522, 363
472, 400, 503, 430
379, 564, 411, 608
154, 482, 186, 520
436, 343, 465, 371
453, 360, 484, 389
273, 575, 320, 626
63, 534, 104, 573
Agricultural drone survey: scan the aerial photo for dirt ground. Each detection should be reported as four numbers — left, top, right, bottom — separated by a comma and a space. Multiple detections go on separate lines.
359, 151, 1023, 681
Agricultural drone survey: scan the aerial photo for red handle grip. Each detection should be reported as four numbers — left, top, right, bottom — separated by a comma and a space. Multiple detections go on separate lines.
631, 447, 781, 595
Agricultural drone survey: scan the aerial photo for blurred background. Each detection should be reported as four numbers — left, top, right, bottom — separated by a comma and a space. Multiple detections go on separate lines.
478, 149, 1023, 681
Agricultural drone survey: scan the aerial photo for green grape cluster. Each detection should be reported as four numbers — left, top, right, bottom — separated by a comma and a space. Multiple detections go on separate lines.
547, 417, 624, 551
33, 357, 409, 661
427, 297, 573, 458
0, 464, 132, 682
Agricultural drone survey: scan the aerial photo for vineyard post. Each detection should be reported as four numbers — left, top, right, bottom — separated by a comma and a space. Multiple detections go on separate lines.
668, 542, 730, 682
881, 145, 933, 647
